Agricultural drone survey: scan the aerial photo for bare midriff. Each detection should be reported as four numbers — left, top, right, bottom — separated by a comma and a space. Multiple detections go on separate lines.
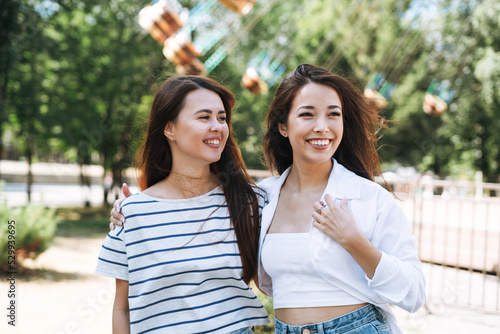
275, 303, 369, 326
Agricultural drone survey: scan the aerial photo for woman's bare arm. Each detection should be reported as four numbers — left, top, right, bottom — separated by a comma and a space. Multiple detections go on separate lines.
113, 279, 130, 334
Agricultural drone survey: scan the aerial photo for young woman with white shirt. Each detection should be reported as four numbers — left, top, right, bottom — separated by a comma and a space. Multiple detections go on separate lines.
257, 63, 425, 333
97, 76, 269, 333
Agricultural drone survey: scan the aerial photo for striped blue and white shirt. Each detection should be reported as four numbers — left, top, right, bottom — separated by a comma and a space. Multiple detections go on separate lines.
96, 186, 269, 333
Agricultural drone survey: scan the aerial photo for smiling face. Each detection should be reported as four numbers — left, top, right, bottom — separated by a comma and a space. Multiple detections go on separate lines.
165, 88, 229, 170
279, 82, 343, 167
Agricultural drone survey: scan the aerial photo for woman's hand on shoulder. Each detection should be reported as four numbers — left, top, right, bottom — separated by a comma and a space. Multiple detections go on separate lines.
110, 183, 133, 231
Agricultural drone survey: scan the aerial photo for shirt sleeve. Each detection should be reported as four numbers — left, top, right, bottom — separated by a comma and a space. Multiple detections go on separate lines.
253, 186, 269, 222
95, 227, 129, 281
365, 190, 426, 313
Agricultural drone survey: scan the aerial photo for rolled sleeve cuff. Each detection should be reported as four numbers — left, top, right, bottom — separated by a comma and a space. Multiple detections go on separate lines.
365, 251, 415, 306
365, 251, 396, 287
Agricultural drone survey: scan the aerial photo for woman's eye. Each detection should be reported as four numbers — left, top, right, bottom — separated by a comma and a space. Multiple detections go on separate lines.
218, 116, 227, 122
329, 112, 341, 117
299, 112, 313, 117
199, 115, 210, 120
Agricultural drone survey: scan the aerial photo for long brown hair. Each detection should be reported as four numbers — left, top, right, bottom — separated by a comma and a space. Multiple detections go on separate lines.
263, 63, 387, 181
136, 76, 260, 283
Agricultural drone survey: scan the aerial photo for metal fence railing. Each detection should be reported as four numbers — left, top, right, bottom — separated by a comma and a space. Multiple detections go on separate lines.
390, 178, 500, 313
249, 170, 500, 312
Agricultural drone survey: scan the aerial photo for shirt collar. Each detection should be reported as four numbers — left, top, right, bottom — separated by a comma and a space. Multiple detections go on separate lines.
323, 158, 361, 200
266, 158, 361, 201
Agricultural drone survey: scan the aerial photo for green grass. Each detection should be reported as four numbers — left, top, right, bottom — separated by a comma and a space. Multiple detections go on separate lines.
55, 206, 111, 237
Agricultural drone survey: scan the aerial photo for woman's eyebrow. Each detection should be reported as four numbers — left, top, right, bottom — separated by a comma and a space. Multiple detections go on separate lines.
194, 109, 227, 115
297, 104, 341, 111
297, 105, 315, 111
194, 109, 213, 114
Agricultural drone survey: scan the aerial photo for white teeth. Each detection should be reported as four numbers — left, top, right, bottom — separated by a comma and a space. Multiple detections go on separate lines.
205, 139, 220, 145
309, 140, 330, 146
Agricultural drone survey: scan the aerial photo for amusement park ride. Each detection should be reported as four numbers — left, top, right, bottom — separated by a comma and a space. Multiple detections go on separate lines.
422, 79, 456, 116
137, 0, 285, 92
137, 0, 458, 113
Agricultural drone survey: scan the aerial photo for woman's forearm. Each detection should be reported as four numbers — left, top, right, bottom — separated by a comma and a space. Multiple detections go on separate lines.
113, 279, 130, 334
113, 308, 130, 334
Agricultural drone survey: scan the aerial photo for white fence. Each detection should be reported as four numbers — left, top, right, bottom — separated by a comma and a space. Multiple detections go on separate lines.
390, 178, 500, 312
249, 170, 500, 312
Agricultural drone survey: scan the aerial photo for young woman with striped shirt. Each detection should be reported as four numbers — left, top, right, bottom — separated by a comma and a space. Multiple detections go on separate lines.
96, 76, 269, 333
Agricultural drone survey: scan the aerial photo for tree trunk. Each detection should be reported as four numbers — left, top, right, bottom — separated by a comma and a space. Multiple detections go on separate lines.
0, 102, 4, 167
112, 130, 131, 200
79, 151, 92, 207
101, 109, 112, 208
112, 161, 121, 201
26, 133, 34, 204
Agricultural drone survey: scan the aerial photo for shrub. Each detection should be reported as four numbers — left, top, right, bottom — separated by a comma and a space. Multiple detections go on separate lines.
0, 203, 59, 271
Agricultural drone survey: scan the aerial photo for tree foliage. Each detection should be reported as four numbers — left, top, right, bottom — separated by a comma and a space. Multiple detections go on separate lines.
1, 0, 499, 204
397, 0, 500, 181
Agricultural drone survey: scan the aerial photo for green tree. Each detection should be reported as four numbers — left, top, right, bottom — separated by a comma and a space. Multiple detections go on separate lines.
406, 0, 500, 182
0, 0, 22, 160
46, 0, 164, 205
3, 0, 499, 203
471, 0, 500, 184
4, 0, 56, 202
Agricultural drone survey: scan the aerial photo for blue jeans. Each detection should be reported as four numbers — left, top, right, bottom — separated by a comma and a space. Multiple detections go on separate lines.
274, 304, 391, 333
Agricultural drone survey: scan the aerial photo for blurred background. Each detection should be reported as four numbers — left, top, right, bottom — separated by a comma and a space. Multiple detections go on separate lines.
0, 0, 499, 333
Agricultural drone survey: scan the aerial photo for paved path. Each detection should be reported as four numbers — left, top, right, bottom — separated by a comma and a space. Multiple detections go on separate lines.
1, 182, 141, 208
2, 236, 500, 333
1, 235, 112, 334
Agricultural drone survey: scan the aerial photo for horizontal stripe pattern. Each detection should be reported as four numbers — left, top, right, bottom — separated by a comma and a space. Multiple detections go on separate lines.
96, 186, 269, 333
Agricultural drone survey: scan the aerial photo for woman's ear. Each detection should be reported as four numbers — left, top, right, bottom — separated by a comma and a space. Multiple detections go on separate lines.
278, 123, 288, 138
164, 122, 175, 142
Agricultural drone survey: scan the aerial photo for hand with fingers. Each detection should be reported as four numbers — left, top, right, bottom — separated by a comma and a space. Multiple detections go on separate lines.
311, 194, 361, 246
109, 183, 133, 230
311, 194, 381, 279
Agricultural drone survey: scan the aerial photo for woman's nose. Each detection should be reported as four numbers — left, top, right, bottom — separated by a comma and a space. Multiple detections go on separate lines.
314, 116, 329, 133
210, 118, 222, 132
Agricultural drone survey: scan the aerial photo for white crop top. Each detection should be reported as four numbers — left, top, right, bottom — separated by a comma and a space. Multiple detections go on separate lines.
261, 232, 364, 309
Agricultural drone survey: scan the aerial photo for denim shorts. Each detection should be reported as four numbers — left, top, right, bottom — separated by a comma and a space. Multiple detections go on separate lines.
274, 304, 391, 334
226, 326, 255, 334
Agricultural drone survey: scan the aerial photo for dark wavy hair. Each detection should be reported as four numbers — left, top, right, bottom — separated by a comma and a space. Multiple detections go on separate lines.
135, 76, 260, 283
263, 63, 387, 181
